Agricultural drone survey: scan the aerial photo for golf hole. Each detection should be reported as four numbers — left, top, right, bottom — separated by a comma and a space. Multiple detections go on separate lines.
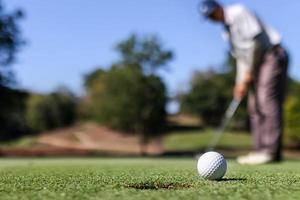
124, 182, 192, 190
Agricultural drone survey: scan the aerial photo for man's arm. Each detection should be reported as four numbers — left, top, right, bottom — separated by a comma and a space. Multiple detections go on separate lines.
233, 34, 268, 100
233, 7, 269, 100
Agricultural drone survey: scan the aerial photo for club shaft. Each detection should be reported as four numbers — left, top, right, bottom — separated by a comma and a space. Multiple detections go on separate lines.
206, 99, 241, 151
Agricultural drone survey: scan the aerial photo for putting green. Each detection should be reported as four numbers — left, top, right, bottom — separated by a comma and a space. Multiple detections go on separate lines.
0, 158, 299, 200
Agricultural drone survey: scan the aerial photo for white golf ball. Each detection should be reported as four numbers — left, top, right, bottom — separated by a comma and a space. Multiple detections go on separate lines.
197, 151, 227, 180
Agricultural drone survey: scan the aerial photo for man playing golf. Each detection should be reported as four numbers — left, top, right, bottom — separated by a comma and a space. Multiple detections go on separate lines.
200, 0, 289, 164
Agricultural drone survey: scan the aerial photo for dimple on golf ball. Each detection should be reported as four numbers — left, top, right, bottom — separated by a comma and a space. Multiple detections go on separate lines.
197, 151, 227, 180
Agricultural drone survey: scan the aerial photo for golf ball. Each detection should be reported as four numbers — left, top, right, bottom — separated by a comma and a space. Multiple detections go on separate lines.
197, 151, 227, 180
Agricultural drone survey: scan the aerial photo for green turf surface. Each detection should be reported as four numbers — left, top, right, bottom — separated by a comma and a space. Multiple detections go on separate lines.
165, 130, 252, 151
0, 158, 300, 200
0, 129, 252, 151
0, 136, 37, 148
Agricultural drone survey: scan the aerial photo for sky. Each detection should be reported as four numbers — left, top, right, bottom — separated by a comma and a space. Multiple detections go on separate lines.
5, 0, 300, 99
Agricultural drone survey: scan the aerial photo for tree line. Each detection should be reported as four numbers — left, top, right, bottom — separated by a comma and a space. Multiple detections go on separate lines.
1, 1, 300, 148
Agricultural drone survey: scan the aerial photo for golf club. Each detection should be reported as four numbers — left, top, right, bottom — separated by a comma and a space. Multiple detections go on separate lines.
205, 98, 242, 151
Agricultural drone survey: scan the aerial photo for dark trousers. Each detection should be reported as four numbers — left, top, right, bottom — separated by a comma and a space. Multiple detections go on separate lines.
248, 46, 289, 159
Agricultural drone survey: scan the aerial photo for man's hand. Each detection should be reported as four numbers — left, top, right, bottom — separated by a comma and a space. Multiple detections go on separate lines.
234, 82, 249, 101
234, 71, 253, 100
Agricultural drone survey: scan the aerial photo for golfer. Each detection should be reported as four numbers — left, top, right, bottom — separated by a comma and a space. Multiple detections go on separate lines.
200, 0, 289, 164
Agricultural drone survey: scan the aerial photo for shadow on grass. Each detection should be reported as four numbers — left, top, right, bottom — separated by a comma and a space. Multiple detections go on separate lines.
124, 178, 246, 190
124, 182, 192, 190
218, 178, 247, 182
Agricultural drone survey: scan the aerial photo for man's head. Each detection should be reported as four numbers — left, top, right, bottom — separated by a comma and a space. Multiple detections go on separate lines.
200, 0, 224, 22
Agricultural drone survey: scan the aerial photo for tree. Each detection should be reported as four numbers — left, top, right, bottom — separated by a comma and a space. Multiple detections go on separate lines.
0, 1, 24, 86
284, 79, 300, 146
179, 53, 248, 129
26, 87, 77, 132
0, 1, 25, 139
116, 34, 173, 74
179, 69, 233, 126
284, 95, 300, 145
84, 34, 173, 154
0, 86, 28, 140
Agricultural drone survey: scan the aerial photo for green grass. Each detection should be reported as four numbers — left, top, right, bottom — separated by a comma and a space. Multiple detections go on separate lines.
0, 158, 300, 200
0, 129, 253, 152
164, 129, 252, 151
0, 136, 37, 148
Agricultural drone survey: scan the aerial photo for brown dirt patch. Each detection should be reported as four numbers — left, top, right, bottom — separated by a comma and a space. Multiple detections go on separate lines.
37, 122, 164, 155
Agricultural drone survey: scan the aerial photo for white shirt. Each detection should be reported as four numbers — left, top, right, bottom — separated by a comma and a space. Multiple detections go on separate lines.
223, 4, 281, 83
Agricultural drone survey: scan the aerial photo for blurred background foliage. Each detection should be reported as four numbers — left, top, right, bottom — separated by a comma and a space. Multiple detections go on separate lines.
0, 1, 300, 150
25, 87, 77, 133
0, 0, 26, 140
178, 53, 249, 130
284, 81, 300, 146
82, 35, 171, 153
